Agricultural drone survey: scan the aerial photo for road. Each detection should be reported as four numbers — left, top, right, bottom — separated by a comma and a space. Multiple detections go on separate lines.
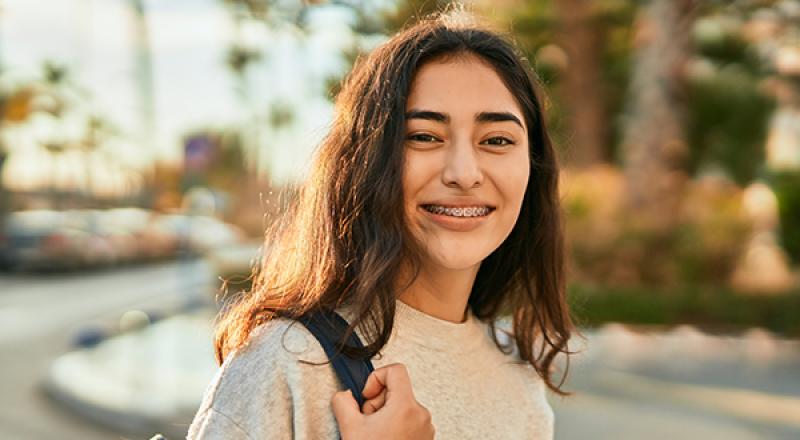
0, 260, 214, 440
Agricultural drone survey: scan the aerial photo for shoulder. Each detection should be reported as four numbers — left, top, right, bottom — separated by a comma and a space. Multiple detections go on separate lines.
204, 318, 329, 404
189, 318, 338, 439
242, 317, 329, 364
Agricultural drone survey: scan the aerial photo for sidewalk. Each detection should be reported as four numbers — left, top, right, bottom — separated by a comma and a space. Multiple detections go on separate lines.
43, 310, 218, 439
553, 325, 800, 439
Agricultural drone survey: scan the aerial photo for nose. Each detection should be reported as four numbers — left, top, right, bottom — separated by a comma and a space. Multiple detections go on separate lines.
442, 138, 483, 189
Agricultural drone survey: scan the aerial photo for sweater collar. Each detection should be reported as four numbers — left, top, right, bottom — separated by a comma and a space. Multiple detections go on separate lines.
390, 298, 486, 354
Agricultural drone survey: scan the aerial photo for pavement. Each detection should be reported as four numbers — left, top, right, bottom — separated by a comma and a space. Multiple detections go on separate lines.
43, 310, 218, 439
552, 325, 800, 439
0, 259, 213, 440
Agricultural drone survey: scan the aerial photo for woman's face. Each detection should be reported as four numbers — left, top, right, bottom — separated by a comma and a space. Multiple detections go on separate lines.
402, 54, 530, 271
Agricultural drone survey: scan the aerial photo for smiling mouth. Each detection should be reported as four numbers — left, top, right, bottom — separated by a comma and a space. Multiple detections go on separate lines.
420, 204, 496, 218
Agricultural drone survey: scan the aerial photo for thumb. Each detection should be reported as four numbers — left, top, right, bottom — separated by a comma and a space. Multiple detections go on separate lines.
331, 390, 362, 429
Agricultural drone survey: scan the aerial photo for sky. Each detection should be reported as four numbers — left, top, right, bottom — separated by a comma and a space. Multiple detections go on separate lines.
1, 0, 374, 193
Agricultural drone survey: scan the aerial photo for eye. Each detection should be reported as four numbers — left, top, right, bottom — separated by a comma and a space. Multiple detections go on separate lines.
406, 133, 441, 143
481, 136, 515, 146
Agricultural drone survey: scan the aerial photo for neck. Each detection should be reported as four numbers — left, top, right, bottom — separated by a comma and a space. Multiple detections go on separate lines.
396, 261, 479, 323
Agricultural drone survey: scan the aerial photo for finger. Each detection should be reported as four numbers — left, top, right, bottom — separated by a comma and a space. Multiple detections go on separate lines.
361, 388, 387, 415
367, 363, 414, 401
331, 390, 361, 429
361, 371, 386, 400
382, 363, 413, 391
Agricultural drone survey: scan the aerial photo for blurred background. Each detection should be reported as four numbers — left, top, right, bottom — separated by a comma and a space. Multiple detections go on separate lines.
0, 0, 798, 439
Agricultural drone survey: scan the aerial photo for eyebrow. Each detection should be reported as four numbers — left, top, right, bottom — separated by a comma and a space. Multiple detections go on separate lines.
405, 109, 524, 129
405, 110, 448, 123
476, 111, 524, 128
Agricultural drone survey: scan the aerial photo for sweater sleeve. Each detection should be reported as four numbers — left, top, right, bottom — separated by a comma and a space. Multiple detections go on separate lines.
187, 406, 256, 440
186, 319, 342, 440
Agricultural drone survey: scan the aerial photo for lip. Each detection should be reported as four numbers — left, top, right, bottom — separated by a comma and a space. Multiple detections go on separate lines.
417, 199, 496, 232
420, 198, 497, 209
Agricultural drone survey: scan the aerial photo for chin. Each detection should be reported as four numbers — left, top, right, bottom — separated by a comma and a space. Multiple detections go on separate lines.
425, 248, 489, 271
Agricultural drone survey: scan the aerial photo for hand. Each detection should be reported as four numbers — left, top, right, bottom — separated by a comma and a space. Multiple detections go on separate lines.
331, 363, 435, 440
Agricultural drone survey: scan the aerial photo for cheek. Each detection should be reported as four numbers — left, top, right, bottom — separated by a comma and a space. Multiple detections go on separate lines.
493, 152, 530, 240
401, 159, 416, 213
402, 150, 438, 209
401, 157, 424, 231
497, 151, 530, 208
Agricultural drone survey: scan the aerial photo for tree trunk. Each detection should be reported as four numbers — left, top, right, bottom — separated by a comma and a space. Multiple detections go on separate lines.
0, 149, 7, 232
129, 0, 156, 161
621, 0, 697, 231
555, 0, 608, 168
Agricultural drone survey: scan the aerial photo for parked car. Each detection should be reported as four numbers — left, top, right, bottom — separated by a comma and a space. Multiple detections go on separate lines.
0, 209, 247, 271
0, 210, 87, 271
88, 209, 150, 264
155, 214, 245, 255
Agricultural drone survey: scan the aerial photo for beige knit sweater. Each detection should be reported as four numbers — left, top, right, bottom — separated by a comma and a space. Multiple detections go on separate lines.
187, 300, 554, 439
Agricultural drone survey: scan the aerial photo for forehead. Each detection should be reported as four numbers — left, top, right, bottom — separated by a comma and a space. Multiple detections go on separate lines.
405, 54, 525, 128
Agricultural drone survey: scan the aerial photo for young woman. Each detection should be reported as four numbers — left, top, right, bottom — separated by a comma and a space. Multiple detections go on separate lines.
188, 10, 575, 440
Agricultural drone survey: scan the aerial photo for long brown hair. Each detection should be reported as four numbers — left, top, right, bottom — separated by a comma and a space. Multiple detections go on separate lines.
215, 11, 577, 395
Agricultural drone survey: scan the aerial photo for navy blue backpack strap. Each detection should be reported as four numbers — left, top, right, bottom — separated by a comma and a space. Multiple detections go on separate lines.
298, 310, 375, 408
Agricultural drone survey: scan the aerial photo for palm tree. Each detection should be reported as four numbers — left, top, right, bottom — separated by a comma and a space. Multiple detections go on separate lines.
127, 0, 156, 180
221, 0, 390, 178
1, 0, 11, 227
553, 0, 608, 167
35, 61, 116, 205
0, 137, 7, 225
468, 0, 636, 169
38, 62, 74, 206
79, 115, 117, 200
226, 36, 262, 174
621, 0, 698, 231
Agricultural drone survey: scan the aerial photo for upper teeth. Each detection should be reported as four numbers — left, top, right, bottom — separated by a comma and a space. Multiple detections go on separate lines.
425, 205, 491, 217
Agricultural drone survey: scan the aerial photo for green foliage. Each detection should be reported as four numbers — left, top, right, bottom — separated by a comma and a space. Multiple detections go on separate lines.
694, 18, 751, 66
686, 65, 774, 185
597, 8, 635, 160
504, 0, 556, 56
769, 170, 800, 264
564, 167, 751, 287
569, 283, 800, 337
672, 179, 753, 284
381, 0, 460, 34
685, 8, 777, 185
